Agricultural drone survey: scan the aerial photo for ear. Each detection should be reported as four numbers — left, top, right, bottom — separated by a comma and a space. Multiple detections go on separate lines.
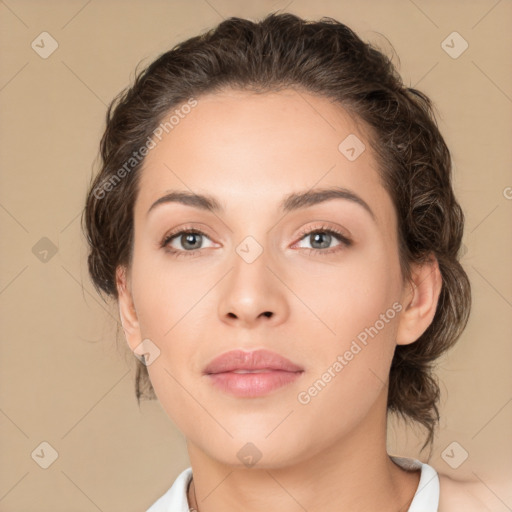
396, 254, 443, 346
116, 265, 142, 353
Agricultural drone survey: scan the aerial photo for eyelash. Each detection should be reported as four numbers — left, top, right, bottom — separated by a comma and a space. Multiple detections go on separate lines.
160, 224, 352, 258
295, 224, 352, 256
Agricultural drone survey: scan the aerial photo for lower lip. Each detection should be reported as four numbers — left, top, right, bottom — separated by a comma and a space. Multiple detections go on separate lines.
206, 370, 303, 397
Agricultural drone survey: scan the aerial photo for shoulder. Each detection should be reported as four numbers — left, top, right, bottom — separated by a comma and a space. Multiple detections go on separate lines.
437, 472, 496, 512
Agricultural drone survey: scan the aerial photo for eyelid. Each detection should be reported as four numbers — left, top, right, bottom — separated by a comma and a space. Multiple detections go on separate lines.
160, 224, 218, 251
161, 223, 214, 241
291, 222, 352, 252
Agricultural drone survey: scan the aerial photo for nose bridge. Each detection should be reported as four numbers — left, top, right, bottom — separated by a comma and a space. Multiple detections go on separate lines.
231, 234, 274, 301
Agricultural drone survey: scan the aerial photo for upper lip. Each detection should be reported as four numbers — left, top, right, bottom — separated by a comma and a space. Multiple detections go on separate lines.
203, 349, 304, 375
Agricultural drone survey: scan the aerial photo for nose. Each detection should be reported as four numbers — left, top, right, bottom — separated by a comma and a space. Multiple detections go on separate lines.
217, 244, 289, 329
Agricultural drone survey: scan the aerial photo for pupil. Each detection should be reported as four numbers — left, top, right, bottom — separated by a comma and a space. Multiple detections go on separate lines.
183, 233, 201, 250
312, 232, 330, 249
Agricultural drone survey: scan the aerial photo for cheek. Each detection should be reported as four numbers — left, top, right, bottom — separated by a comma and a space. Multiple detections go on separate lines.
287, 240, 401, 415
130, 244, 216, 339
289, 239, 401, 347
290, 268, 401, 444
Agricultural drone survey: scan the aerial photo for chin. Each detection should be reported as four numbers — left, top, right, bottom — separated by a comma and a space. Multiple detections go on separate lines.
193, 431, 312, 470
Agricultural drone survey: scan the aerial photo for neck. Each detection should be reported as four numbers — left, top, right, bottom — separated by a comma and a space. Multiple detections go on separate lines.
186, 388, 420, 512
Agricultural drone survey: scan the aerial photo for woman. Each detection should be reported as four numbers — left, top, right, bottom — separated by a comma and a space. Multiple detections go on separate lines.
83, 12, 483, 511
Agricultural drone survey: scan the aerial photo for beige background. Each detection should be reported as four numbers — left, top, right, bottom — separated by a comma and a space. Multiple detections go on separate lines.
0, 0, 511, 510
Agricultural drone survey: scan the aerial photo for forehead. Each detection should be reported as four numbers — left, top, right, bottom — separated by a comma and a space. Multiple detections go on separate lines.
135, 88, 392, 224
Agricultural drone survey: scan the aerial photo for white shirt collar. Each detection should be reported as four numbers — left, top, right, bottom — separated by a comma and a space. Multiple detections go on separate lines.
147, 456, 439, 512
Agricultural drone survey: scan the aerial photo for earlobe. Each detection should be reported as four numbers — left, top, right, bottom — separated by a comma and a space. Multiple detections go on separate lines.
396, 255, 443, 346
116, 265, 142, 352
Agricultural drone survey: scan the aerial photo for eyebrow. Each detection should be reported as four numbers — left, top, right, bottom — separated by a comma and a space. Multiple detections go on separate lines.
147, 186, 375, 221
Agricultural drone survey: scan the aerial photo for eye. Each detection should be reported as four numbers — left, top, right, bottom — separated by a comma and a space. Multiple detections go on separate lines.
160, 227, 216, 257
294, 224, 352, 256
160, 224, 352, 258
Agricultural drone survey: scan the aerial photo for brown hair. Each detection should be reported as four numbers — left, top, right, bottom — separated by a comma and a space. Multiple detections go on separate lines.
82, 12, 471, 454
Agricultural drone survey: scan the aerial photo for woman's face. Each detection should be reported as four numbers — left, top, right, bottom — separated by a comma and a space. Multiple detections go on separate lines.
120, 88, 411, 467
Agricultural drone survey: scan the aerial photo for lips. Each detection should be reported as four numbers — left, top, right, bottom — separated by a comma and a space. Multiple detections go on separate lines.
203, 349, 304, 398
203, 349, 303, 375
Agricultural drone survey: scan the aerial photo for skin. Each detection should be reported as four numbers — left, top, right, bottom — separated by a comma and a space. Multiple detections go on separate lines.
116, 88, 445, 511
